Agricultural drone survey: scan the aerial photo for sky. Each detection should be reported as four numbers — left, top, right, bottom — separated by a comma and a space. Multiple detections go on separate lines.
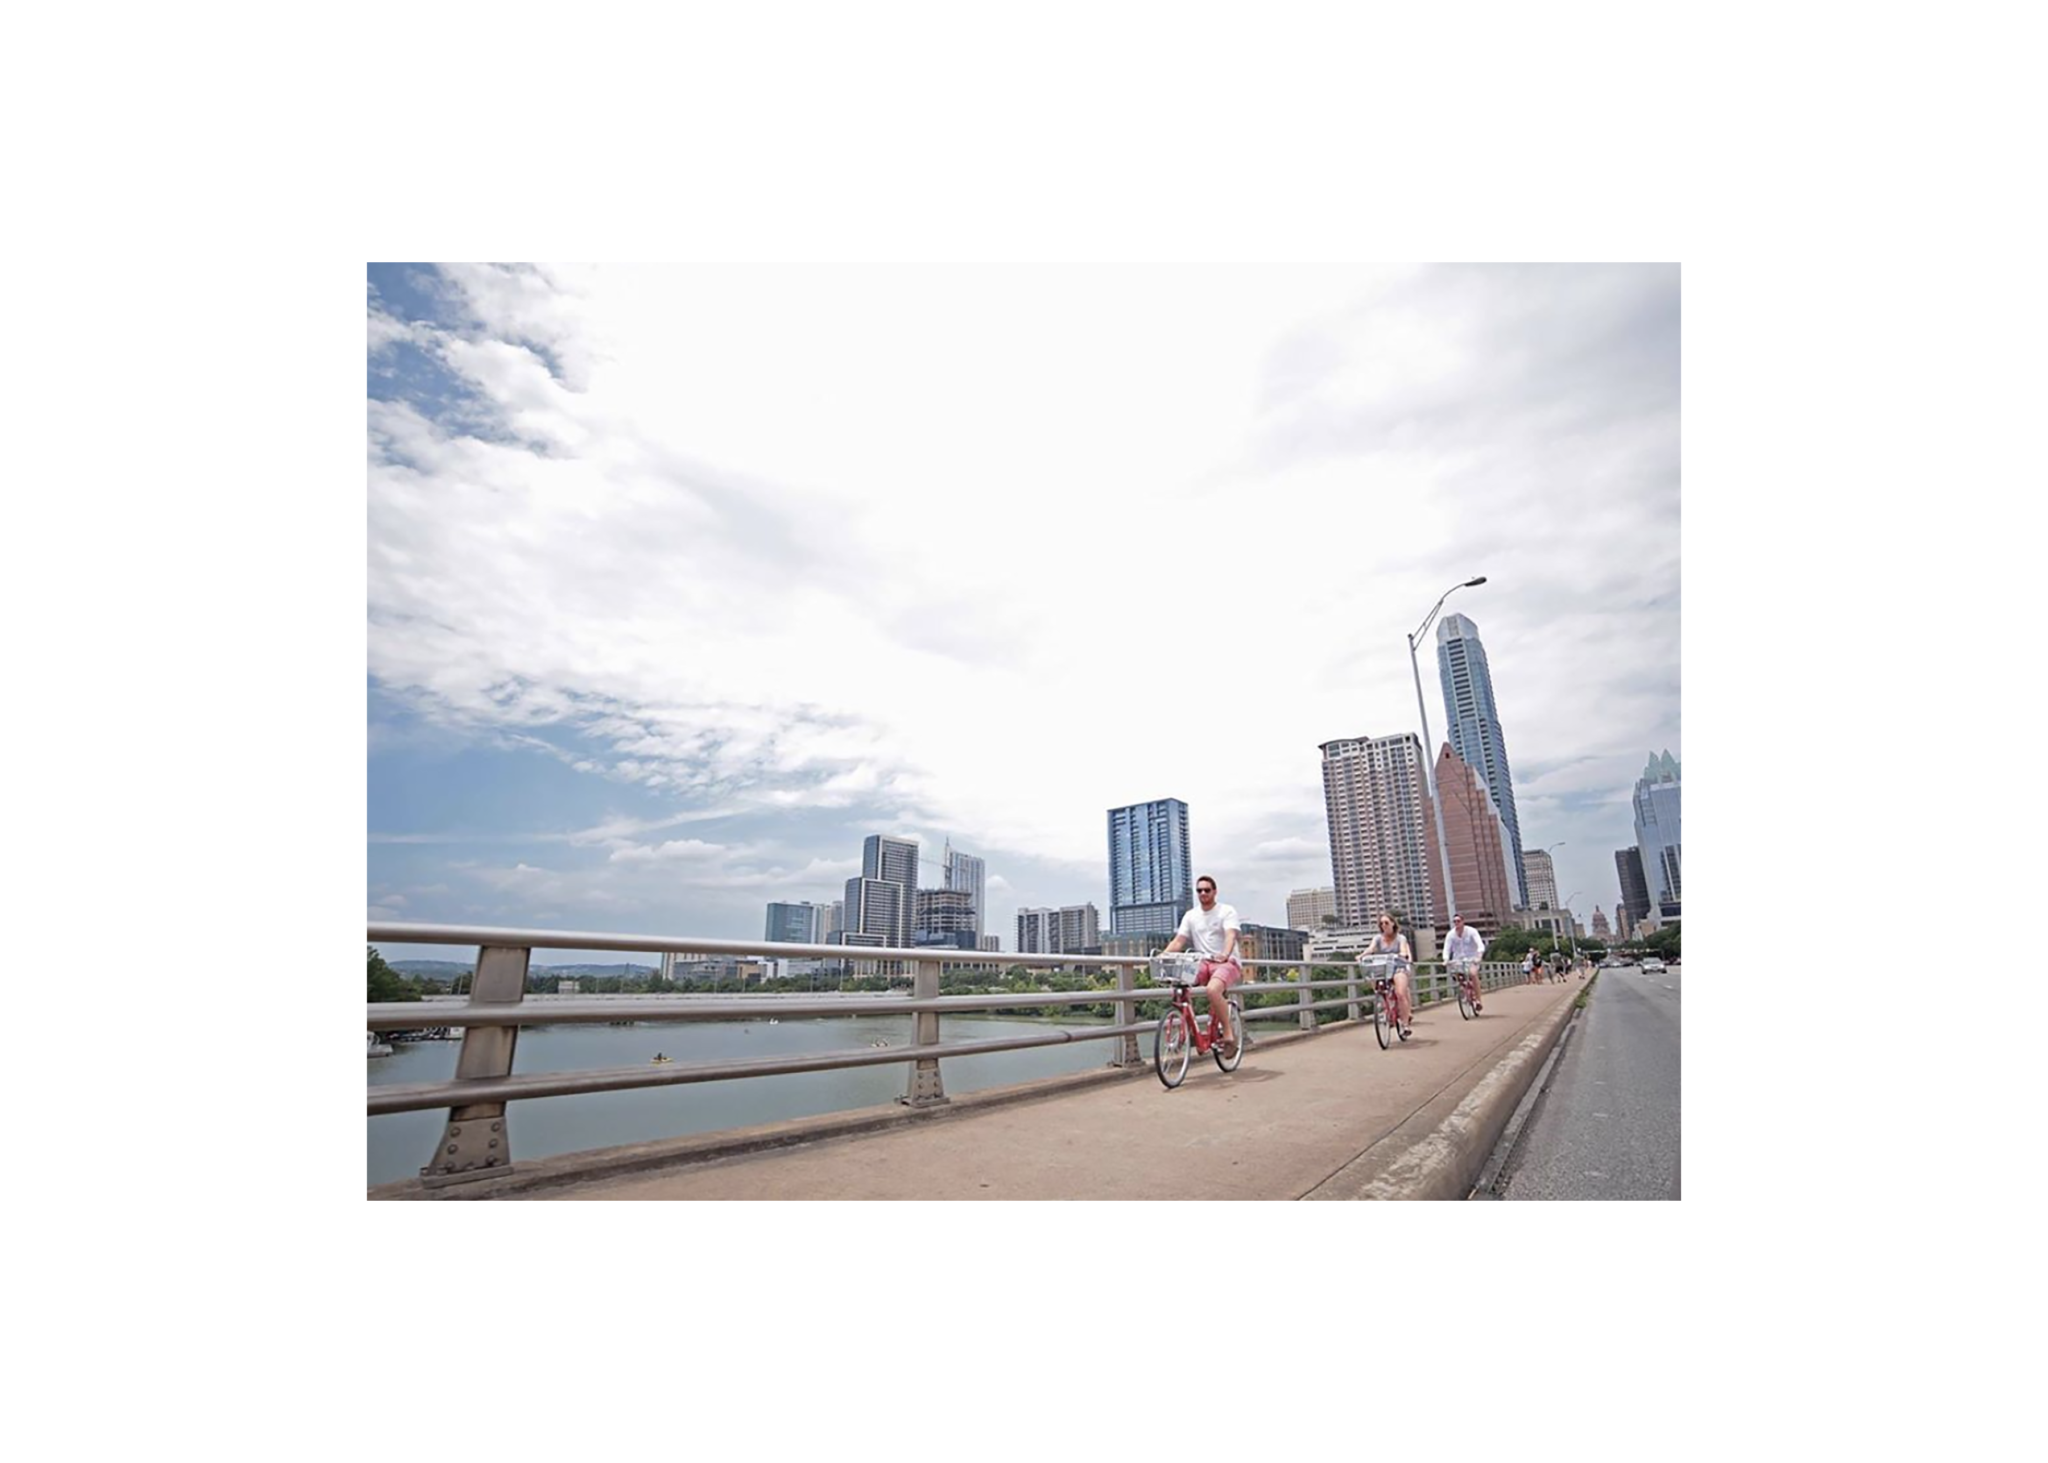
368, 263, 1678, 961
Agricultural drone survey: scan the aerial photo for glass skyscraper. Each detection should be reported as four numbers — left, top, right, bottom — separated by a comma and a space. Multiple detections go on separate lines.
942, 841, 986, 938
1436, 612, 1528, 909
1632, 751, 1682, 911
1107, 798, 1192, 937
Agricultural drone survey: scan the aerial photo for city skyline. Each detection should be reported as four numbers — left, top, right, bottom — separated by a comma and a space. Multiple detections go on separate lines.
368, 265, 1679, 963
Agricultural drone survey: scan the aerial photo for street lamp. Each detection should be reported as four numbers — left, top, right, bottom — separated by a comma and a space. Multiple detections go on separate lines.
1562, 890, 1582, 967
1408, 575, 1487, 940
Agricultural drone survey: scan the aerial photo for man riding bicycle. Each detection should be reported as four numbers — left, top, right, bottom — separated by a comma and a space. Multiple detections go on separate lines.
1158, 875, 1242, 1059
1443, 912, 1486, 1013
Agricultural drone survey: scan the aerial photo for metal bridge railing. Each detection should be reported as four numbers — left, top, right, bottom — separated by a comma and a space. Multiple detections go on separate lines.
368, 922, 1521, 1187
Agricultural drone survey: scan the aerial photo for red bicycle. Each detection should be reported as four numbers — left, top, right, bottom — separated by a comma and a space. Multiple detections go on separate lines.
1449, 958, 1481, 1019
1358, 953, 1409, 1048
1151, 954, 1244, 1089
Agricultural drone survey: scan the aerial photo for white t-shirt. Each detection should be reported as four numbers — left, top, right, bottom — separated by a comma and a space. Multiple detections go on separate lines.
1177, 902, 1241, 959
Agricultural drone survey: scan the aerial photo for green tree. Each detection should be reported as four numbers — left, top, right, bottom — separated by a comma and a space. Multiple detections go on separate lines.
368, 945, 420, 1004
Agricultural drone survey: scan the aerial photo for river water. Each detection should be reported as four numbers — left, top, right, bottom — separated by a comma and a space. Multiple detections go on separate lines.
367, 1012, 1123, 1188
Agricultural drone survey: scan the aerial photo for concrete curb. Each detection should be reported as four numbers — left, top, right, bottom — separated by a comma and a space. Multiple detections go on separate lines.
1301, 985, 1584, 1201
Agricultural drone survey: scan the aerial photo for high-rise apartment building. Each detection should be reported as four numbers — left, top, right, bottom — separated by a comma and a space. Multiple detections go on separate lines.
843, 877, 906, 949
1107, 799, 1192, 937
942, 841, 986, 938
764, 901, 825, 943
1428, 744, 1517, 933
845, 834, 920, 950
1633, 751, 1682, 912
1286, 886, 1338, 932
1436, 613, 1529, 909
1614, 846, 1651, 927
1523, 847, 1560, 912
1320, 733, 1440, 930
1017, 903, 1101, 955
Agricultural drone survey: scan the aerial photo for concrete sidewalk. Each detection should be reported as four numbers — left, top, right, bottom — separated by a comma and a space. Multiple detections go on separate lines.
382, 974, 1586, 1201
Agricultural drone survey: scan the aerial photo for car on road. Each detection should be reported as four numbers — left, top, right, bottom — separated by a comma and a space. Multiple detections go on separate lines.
1641, 957, 1667, 974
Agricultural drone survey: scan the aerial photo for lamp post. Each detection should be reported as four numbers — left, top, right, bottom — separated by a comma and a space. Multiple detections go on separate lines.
1408, 575, 1487, 942
1562, 890, 1582, 968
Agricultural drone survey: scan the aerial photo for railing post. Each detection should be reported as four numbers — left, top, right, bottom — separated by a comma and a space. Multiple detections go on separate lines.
1345, 963, 1360, 1024
900, 958, 948, 1108
1299, 965, 1318, 1033
1110, 962, 1142, 1068
420, 944, 528, 1187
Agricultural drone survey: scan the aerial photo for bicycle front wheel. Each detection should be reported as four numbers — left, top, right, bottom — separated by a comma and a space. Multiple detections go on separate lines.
1374, 986, 1393, 1049
1213, 996, 1244, 1073
1155, 1008, 1192, 1089
1457, 980, 1475, 1020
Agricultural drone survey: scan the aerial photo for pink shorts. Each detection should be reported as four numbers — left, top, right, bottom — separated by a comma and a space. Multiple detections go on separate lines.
1197, 958, 1244, 990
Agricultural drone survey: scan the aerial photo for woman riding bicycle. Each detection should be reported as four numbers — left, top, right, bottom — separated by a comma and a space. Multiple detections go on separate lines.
1360, 912, 1415, 1039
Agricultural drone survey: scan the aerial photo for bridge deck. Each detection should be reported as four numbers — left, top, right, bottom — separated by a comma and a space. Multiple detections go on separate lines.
375, 979, 1584, 1200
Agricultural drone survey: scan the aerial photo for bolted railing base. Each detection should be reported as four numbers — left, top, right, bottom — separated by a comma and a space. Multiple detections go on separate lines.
420, 1112, 513, 1186
899, 959, 950, 1108
420, 944, 529, 1184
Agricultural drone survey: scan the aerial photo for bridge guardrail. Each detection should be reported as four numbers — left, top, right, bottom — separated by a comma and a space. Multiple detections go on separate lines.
368, 922, 1522, 1187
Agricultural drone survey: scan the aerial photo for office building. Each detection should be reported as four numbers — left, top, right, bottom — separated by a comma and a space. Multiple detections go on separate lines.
1428, 744, 1518, 933
1615, 845, 1651, 926
1286, 887, 1338, 932
1107, 798, 1193, 937
1523, 848, 1560, 912
942, 841, 986, 939
1436, 613, 1529, 908
1239, 923, 1307, 965
764, 902, 824, 944
1320, 732, 1441, 930
1633, 751, 1682, 914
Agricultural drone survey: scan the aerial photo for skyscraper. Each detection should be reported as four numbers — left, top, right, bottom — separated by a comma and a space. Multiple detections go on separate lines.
1427, 744, 1517, 933
764, 902, 824, 943
1436, 613, 1529, 909
1523, 847, 1560, 912
846, 834, 920, 949
1320, 733, 1440, 930
1614, 846, 1651, 927
1107, 799, 1192, 937
914, 887, 978, 948
942, 841, 986, 938
1633, 751, 1682, 912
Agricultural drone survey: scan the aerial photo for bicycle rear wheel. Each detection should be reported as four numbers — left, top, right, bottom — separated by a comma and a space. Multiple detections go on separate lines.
1213, 996, 1244, 1073
1155, 1006, 1192, 1089
1374, 985, 1393, 1049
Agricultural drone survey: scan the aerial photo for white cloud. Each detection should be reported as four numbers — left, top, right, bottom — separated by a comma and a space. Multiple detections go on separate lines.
370, 266, 1678, 934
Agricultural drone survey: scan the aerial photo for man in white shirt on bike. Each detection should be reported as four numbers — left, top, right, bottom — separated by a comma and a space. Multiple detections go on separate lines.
1158, 875, 1242, 1058
1443, 912, 1486, 1013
